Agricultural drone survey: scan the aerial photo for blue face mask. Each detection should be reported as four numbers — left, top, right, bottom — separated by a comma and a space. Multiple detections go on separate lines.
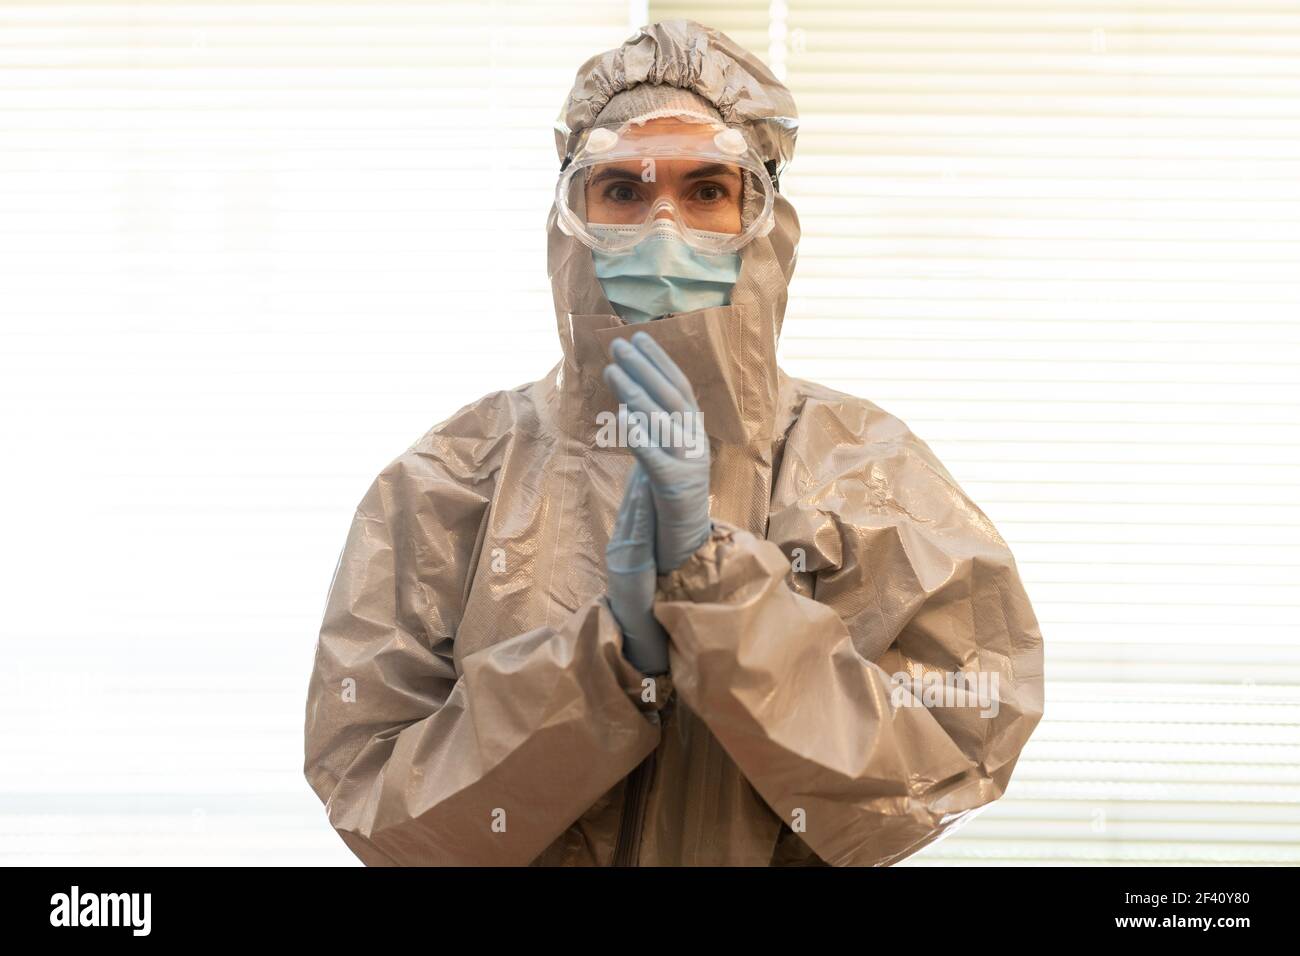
589, 223, 742, 325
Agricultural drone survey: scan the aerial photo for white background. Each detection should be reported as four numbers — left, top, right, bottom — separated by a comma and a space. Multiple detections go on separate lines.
1, 0, 1297, 865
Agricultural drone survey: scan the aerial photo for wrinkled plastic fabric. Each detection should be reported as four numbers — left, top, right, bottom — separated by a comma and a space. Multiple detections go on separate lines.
555, 20, 799, 173
303, 19, 1044, 866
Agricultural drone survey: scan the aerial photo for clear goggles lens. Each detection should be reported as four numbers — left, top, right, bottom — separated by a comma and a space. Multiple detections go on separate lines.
554, 117, 776, 255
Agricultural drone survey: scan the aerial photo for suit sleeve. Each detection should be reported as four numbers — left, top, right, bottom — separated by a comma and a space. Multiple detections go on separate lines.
303, 449, 667, 866
654, 512, 1044, 867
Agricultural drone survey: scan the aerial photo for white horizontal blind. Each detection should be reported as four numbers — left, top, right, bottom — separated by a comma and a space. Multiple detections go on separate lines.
5, 0, 1298, 868
653, 0, 1300, 863
0, 1, 638, 865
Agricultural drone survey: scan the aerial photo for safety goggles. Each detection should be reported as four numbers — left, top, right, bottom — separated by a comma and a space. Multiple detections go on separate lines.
554, 116, 777, 256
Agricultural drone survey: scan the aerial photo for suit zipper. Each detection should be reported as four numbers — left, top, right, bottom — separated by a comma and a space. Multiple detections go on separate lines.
612, 692, 674, 867
612, 751, 655, 867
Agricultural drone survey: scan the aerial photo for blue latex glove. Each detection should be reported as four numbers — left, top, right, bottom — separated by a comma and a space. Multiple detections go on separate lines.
603, 331, 712, 574
606, 464, 670, 675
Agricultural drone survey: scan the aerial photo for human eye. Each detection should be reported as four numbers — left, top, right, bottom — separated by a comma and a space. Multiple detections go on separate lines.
604, 181, 643, 203
693, 182, 731, 203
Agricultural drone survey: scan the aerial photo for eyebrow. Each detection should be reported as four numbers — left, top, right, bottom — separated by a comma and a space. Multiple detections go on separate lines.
682, 163, 743, 183
586, 162, 743, 188
586, 164, 644, 187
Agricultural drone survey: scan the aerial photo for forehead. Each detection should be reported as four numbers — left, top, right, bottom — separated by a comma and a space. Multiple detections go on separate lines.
584, 117, 745, 188
615, 115, 722, 145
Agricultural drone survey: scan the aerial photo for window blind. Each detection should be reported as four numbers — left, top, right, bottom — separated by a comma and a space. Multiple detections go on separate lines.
0, 0, 638, 865
3, 0, 1296, 866
650, 0, 1300, 864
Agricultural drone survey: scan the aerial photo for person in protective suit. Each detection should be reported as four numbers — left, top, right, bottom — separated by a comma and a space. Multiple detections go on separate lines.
303, 20, 1045, 867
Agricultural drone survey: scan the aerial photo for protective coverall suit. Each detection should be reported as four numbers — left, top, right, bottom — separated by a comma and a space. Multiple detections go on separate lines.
303, 20, 1045, 867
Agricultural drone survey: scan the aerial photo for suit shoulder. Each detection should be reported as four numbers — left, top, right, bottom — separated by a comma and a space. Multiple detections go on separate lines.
780, 374, 979, 501
782, 374, 928, 450
378, 385, 538, 489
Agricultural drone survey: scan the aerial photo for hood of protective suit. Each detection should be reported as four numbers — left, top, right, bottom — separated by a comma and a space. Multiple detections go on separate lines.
303, 20, 1044, 868
546, 20, 800, 451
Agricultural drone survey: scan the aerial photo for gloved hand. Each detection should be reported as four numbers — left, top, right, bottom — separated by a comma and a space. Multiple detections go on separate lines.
606, 464, 670, 676
604, 331, 712, 573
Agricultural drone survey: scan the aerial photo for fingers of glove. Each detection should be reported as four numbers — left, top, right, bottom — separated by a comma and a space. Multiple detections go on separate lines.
606, 366, 698, 474
626, 467, 657, 552
603, 362, 670, 426
603, 382, 670, 460
607, 466, 641, 548
647, 476, 711, 572
610, 336, 709, 464
606, 470, 671, 674
632, 416, 692, 466
629, 331, 700, 413
650, 473, 710, 509
646, 413, 695, 463
605, 367, 702, 468
614, 405, 682, 487
606, 467, 658, 572
609, 337, 692, 417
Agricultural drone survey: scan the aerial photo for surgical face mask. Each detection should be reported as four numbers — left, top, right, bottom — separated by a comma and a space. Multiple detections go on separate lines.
589, 221, 742, 325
